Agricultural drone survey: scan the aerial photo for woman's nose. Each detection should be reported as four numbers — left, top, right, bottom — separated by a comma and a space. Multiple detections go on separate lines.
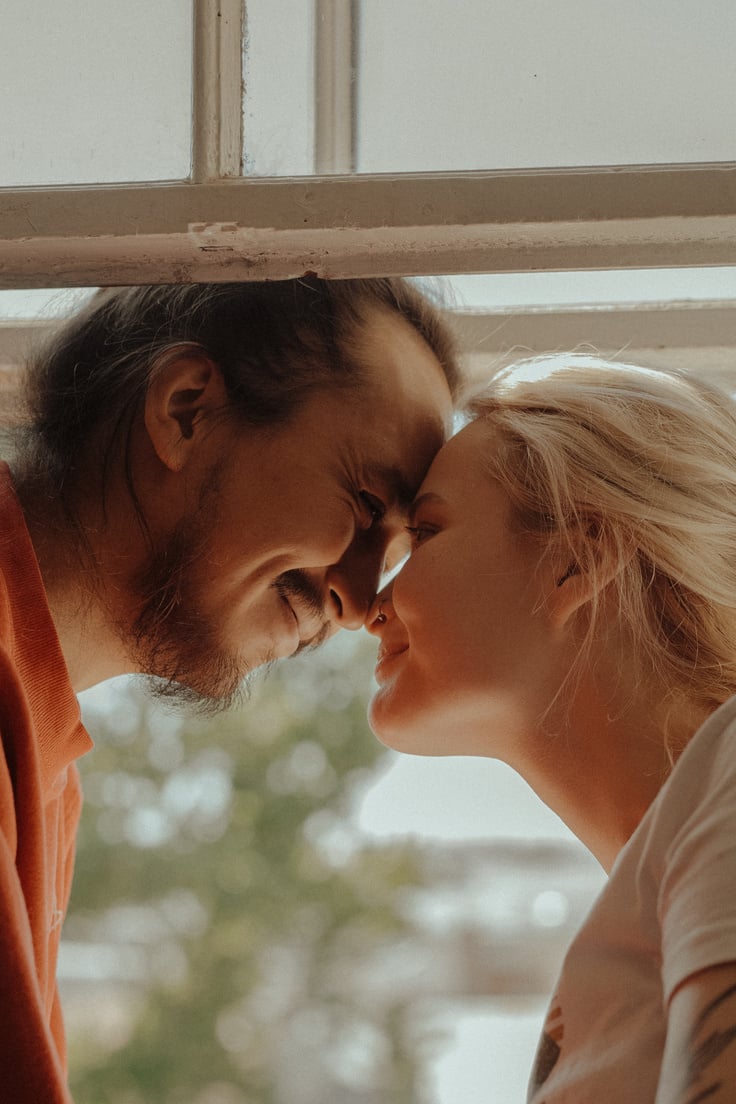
365, 584, 393, 634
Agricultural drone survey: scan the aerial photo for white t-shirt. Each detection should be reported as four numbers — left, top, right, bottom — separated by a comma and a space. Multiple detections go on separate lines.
528, 695, 736, 1103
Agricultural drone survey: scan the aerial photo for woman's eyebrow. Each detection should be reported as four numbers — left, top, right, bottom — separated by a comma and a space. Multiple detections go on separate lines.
408, 492, 446, 523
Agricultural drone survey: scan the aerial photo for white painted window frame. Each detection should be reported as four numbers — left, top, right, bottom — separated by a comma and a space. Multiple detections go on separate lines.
2, 166, 736, 287
1, 0, 735, 368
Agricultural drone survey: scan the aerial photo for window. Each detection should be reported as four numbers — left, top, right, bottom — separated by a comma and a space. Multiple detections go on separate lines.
2, 1, 735, 376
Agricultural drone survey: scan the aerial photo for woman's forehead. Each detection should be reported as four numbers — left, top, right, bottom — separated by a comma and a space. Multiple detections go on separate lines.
415, 419, 499, 503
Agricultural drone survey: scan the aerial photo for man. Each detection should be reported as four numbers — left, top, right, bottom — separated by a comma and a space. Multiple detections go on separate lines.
0, 276, 459, 1101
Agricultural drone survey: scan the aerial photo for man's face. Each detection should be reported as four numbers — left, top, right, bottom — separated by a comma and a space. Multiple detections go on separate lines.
131, 309, 454, 710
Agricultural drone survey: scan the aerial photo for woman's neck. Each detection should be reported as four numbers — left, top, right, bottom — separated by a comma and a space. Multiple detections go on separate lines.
516, 660, 712, 873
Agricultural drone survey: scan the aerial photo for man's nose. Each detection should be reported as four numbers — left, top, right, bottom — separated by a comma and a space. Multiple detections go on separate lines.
325, 544, 383, 630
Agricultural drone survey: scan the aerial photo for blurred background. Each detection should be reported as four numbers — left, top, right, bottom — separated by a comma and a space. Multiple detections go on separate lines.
65, 636, 602, 1104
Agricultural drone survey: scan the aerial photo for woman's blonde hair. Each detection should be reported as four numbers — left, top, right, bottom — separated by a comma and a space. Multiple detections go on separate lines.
466, 355, 736, 711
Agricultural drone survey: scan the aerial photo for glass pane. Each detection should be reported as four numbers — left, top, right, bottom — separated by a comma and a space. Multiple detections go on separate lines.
243, 0, 315, 175
0, 0, 192, 186
439, 267, 736, 309
357, 0, 736, 171
0, 288, 96, 319
243, 0, 736, 175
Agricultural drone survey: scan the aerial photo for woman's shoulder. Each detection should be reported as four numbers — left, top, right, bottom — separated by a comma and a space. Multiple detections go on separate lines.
672, 695, 736, 783
609, 696, 736, 883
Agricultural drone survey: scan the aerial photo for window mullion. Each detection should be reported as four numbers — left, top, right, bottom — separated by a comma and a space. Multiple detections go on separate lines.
314, 0, 357, 174
192, 0, 245, 181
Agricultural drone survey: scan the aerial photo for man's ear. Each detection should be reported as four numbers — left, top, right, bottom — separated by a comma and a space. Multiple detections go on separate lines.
144, 347, 228, 472
547, 523, 632, 629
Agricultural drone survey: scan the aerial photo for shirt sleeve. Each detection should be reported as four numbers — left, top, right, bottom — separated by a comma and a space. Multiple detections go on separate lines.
658, 725, 736, 1005
0, 745, 75, 1104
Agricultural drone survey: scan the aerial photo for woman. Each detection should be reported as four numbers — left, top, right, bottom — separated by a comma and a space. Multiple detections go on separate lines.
367, 354, 736, 1103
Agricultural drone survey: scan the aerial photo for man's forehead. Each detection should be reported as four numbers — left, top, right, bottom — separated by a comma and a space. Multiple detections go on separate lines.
355, 309, 454, 413
342, 309, 454, 502
366, 458, 448, 512
360, 406, 451, 506
367, 463, 415, 509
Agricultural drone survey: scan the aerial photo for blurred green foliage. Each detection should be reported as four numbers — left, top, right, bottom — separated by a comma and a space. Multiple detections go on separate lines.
66, 635, 425, 1104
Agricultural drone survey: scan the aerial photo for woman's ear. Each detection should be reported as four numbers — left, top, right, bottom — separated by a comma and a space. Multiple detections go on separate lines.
144, 347, 228, 472
548, 523, 631, 628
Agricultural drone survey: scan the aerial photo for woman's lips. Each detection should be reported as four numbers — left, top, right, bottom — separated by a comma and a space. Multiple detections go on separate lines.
374, 642, 409, 683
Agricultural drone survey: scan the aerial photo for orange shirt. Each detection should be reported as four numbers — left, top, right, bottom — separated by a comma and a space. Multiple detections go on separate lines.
0, 463, 92, 1102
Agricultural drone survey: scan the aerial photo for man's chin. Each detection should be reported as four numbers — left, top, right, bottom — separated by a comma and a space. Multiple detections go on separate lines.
137, 656, 275, 717
137, 672, 249, 716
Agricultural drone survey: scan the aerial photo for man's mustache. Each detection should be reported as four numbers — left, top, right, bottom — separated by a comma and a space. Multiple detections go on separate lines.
273, 570, 332, 651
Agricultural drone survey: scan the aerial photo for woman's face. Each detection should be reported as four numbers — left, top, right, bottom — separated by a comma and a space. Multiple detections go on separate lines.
367, 419, 572, 762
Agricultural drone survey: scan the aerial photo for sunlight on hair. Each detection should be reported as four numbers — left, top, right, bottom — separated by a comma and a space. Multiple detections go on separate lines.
493, 353, 675, 390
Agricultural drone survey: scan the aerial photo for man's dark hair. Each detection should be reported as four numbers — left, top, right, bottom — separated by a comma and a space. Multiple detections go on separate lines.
19, 277, 459, 516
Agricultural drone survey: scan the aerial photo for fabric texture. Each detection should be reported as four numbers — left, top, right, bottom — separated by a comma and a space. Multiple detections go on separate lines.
528, 694, 736, 1103
0, 462, 92, 1103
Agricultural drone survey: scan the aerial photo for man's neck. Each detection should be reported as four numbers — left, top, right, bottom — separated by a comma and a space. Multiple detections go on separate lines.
12, 463, 135, 693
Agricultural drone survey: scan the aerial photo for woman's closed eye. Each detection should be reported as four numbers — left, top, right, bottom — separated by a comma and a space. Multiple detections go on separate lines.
405, 522, 437, 547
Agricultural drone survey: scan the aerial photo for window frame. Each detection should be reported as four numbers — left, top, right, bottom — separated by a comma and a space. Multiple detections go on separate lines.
1, 0, 735, 370
1, 164, 736, 289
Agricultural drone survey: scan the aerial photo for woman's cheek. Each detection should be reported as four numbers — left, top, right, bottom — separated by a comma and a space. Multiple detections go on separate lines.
393, 543, 437, 607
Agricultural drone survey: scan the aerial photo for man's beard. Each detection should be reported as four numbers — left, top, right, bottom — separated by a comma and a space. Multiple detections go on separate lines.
126, 510, 260, 716
122, 477, 331, 715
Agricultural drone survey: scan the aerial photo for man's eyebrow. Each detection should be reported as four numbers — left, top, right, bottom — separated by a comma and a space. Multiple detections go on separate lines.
408, 492, 446, 523
370, 466, 416, 510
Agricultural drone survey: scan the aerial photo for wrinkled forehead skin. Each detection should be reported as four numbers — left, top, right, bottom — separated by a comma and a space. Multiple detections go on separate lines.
346, 308, 456, 505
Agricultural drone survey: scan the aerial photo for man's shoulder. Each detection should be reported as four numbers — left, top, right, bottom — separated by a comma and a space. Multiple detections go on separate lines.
0, 465, 44, 648
0, 487, 17, 644
0, 563, 12, 653
0, 637, 24, 855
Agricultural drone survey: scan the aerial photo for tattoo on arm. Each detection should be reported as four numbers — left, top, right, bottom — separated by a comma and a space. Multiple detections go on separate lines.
682, 982, 736, 1104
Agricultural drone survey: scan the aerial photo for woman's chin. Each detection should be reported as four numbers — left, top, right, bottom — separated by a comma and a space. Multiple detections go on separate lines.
367, 693, 438, 755
368, 691, 414, 751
